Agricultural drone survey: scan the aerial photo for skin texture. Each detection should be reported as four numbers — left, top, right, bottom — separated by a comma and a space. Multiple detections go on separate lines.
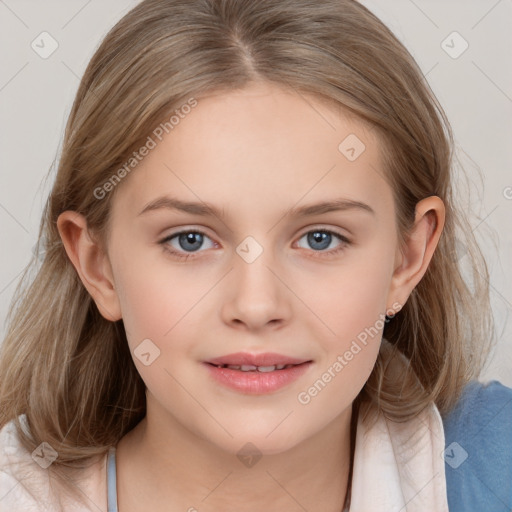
57, 81, 445, 512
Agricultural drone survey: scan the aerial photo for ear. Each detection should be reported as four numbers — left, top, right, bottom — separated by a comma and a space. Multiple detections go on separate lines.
386, 196, 445, 311
57, 211, 122, 322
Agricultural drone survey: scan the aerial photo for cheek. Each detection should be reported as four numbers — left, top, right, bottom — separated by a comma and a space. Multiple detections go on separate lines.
296, 242, 395, 394
112, 241, 215, 343
303, 248, 394, 341
294, 265, 391, 418
112, 257, 213, 396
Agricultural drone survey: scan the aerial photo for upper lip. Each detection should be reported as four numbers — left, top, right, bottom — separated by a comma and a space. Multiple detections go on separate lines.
205, 352, 311, 367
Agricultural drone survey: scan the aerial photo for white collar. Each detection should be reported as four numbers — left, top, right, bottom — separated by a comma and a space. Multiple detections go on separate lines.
348, 399, 449, 511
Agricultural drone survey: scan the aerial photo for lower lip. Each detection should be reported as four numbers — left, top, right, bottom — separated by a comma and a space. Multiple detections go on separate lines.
203, 362, 313, 394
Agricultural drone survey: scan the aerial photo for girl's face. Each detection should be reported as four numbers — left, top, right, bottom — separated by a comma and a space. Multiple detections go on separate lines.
106, 82, 402, 455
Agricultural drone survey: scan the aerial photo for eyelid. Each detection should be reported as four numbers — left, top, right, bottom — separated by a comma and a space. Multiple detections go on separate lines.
159, 228, 218, 248
296, 224, 351, 240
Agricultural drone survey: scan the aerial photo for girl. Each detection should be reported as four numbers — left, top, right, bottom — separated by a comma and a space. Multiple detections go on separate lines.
1, 0, 511, 511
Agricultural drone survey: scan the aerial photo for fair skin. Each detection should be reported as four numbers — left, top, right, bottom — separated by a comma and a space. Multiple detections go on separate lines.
57, 82, 445, 512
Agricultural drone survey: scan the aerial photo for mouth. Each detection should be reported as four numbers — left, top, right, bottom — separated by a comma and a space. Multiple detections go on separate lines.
203, 356, 313, 394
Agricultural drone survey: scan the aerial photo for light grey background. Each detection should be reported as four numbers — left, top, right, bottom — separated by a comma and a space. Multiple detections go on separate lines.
1, 1, 511, 386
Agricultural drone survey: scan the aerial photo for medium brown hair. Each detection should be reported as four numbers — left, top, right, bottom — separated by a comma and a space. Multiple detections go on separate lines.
0, 0, 493, 499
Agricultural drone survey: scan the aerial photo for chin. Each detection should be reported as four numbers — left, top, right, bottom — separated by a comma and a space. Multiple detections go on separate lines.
206, 425, 309, 459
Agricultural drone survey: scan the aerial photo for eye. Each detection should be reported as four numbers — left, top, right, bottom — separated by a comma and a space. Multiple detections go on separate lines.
159, 227, 351, 261
295, 229, 350, 257
159, 230, 216, 260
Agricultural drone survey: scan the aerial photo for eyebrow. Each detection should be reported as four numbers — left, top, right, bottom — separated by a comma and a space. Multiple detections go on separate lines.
137, 195, 375, 218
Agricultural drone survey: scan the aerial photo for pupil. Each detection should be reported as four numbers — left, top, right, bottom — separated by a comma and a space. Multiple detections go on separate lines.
309, 231, 330, 250
180, 232, 202, 252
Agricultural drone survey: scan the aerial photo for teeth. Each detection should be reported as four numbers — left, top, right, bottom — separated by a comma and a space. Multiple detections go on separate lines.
257, 365, 276, 372
225, 365, 257, 371
218, 364, 296, 372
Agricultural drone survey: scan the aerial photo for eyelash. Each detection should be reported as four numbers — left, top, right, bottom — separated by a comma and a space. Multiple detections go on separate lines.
159, 228, 351, 261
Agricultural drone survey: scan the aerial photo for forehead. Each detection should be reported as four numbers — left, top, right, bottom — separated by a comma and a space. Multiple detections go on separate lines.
112, 82, 393, 223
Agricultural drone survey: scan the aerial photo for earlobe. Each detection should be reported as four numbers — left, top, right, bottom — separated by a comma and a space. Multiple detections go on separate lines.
56, 211, 122, 322
387, 196, 445, 309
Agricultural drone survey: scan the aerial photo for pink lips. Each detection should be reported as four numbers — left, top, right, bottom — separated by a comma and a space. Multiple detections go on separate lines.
204, 352, 313, 395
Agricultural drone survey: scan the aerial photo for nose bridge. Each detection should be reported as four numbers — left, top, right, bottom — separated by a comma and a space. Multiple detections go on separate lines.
221, 233, 289, 329
234, 233, 278, 298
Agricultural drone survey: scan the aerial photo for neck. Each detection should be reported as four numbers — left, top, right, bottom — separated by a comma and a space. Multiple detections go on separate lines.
116, 400, 356, 512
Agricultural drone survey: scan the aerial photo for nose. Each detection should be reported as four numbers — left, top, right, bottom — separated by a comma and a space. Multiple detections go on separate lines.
219, 240, 292, 332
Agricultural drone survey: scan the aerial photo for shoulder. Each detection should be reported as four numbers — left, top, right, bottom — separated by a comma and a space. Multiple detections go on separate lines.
0, 417, 109, 511
0, 417, 53, 510
441, 379, 512, 512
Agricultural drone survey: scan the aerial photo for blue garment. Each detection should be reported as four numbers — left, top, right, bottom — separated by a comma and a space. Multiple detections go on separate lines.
442, 379, 512, 511
107, 447, 118, 512
106, 380, 512, 511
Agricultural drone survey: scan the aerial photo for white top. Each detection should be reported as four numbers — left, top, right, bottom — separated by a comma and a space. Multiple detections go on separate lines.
0, 401, 449, 511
